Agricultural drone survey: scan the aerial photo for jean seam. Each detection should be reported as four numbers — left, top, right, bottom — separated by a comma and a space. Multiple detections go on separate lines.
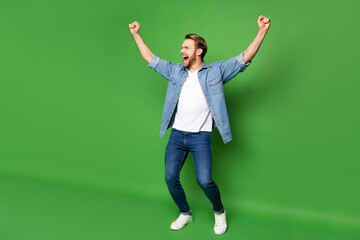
178, 149, 188, 173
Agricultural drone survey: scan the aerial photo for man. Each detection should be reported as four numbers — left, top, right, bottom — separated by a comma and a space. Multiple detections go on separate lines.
129, 16, 271, 235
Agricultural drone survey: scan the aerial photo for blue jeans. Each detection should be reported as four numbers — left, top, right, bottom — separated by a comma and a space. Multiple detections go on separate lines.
165, 128, 224, 214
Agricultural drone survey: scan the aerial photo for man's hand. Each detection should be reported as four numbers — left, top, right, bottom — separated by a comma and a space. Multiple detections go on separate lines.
243, 15, 271, 63
257, 15, 271, 32
129, 21, 140, 35
129, 21, 154, 64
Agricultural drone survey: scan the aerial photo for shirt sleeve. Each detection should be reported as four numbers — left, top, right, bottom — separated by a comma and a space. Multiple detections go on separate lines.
147, 55, 175, 81
147, 55, 160, 69
236, 51, 252, 69
221, 51, 251, 84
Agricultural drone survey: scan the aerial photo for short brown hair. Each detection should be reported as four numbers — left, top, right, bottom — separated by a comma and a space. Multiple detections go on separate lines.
185, 33, 207, 60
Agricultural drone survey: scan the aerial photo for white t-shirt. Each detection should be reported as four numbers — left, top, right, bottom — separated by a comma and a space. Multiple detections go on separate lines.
172, 69, 213, 132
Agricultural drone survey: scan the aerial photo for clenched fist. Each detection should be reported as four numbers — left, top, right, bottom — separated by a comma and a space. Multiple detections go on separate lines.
129, 21, 140, 35
258, 15, 271, 32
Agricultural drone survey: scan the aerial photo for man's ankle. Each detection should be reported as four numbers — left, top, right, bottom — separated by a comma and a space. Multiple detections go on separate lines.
214, 208, 225, 215
180, 210, 192, 215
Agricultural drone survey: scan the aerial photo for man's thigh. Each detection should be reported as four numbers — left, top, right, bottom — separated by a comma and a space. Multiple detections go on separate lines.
188, 132, 212, 180
165, 129, 189, 176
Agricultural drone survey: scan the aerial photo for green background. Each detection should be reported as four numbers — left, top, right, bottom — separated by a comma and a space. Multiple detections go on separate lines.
1, 0, 359, 239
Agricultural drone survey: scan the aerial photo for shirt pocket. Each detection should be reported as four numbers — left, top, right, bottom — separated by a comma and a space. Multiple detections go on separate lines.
169, 76, 177, 85
166, 76, 177, 95
208, 76, 224, 95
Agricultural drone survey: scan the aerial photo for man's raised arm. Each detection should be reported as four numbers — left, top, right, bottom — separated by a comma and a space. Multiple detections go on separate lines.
243, 15, 271, 64
129, 21, 154, 64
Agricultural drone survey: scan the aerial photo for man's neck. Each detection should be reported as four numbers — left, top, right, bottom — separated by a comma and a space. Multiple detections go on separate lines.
188, 60, 203, 73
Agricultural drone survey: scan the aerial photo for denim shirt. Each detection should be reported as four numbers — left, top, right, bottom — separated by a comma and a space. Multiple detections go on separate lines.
147, 51, 251, 144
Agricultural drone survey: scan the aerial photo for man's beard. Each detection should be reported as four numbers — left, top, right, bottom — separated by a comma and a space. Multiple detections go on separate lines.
185, 52, 196, 68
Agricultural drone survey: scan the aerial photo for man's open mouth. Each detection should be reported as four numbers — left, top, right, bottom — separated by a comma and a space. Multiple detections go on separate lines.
183, 56, 189, 62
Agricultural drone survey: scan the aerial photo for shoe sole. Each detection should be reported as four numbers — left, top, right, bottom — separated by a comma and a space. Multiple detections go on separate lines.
214, 225, 228, 235
170, 216, 193, 231
214, 228, 228, 235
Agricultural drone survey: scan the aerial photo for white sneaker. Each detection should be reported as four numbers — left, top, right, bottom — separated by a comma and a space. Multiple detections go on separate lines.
170, 213, 193, 230
214, 210, 227, 235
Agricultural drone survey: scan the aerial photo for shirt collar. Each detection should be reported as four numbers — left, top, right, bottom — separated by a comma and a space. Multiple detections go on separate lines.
182, 61, 209, 71
201, 61, 209, 69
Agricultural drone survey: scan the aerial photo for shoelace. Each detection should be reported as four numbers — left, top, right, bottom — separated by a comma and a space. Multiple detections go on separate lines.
175, 214, 188, 223
215, 214, 225, 226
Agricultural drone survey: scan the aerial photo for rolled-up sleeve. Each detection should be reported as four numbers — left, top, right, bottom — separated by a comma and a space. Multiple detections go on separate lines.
147, 55, 175, 81
236, 51, 251, 70
147, 55, 161, 70
220, 51, 252, 84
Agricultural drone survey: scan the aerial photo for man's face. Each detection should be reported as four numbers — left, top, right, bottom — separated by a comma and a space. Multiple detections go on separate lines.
180, 39, 199, 68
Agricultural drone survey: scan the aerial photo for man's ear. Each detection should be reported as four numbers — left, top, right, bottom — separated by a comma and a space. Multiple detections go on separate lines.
196, 48, 203, 57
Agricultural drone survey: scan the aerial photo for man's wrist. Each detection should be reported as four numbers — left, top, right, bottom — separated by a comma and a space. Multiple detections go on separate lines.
258, 29, 268, 34
256, 29, 267, 40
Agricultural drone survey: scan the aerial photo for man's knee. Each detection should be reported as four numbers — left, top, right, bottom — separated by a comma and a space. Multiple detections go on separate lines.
165, 171, 177, 184
197, 177, 214, 189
